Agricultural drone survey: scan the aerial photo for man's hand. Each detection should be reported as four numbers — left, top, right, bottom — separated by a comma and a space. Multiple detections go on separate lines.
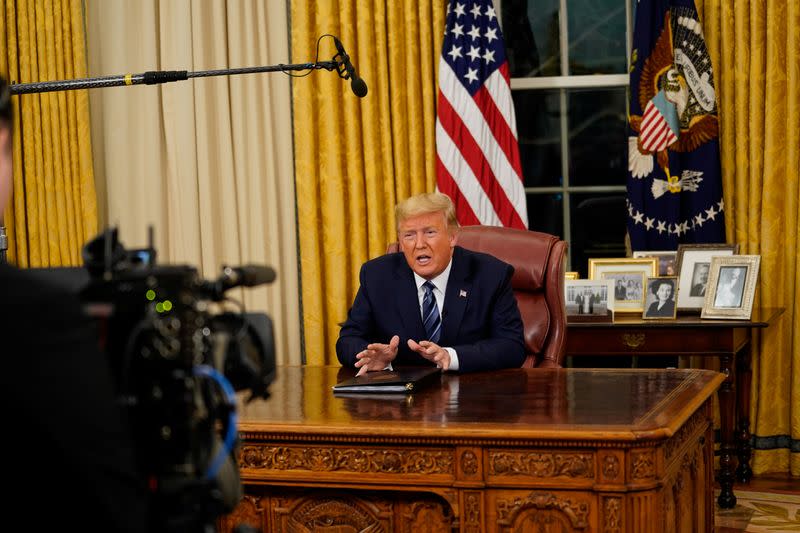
355, 335, 400, 376
407, 339, 451, 371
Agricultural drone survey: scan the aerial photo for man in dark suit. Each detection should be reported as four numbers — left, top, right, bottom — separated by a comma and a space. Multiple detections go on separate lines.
336, 192, 525, 374
0, 77, 149, 532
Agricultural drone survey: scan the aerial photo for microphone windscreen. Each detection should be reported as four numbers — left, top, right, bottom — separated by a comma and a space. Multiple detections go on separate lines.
351, 77, 368, 98
241, 265, 277, 286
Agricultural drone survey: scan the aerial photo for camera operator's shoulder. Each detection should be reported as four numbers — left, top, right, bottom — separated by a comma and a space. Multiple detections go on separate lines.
0, 263, 84, 324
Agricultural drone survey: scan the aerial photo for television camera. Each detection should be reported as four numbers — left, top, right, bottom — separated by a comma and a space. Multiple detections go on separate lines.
80, 229, 276, 532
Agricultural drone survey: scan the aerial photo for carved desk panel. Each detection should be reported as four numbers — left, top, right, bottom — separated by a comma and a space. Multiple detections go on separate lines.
219, 366, 724, 533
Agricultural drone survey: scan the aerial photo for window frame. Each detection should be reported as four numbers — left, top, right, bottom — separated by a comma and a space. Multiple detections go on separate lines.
504, 0, 635, 271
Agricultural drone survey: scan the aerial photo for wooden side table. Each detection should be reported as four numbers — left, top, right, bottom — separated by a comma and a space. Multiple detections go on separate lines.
565, 307, 783, 508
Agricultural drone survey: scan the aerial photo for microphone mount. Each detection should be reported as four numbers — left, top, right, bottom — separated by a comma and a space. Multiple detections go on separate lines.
8, 61, 344, 95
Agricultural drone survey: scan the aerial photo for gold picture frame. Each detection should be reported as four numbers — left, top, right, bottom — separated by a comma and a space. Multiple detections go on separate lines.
565, 271, 579, 280
675, 243, 739, 311
588, 257, 658, 313
632, 250, 678, 276
642, 276, 679, 320
701, 255, 761, 320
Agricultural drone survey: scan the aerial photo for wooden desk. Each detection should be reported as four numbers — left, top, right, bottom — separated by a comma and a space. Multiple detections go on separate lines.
565, 307, 782, 508
220, 367, 723, 533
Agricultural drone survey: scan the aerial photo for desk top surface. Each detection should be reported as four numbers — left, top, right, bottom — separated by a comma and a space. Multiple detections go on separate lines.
237, 367, 724, 442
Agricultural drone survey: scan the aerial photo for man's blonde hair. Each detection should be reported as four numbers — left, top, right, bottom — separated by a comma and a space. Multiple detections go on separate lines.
395, 192, 459, 231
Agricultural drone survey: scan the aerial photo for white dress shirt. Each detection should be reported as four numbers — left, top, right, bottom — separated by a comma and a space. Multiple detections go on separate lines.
413, 260, 460, 371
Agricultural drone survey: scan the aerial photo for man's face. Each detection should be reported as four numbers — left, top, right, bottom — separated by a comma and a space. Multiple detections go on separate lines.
699, 266, 709, 282
0, 127, 11, 218
398, 211, 457, 279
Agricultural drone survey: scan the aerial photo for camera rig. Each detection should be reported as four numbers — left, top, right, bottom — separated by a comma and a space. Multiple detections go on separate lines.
80, 229, 276, 532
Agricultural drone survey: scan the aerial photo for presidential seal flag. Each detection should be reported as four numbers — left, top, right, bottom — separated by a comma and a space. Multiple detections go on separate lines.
627, 0, 725, 251
436, 0, 528, 229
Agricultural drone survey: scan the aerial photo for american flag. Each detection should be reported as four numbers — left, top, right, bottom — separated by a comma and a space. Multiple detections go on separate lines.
435, 0, 528, 229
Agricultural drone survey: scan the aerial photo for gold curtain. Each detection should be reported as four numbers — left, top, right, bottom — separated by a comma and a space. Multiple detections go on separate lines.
0, 0, 97, 267
291, 0, 447, 365
697, 0, 800, 476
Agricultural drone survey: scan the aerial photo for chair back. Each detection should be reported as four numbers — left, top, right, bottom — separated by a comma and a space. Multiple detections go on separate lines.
388, 225, 567, 368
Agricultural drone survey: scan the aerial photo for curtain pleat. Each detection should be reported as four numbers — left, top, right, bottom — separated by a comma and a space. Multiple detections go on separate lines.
292, 0, 446, 367
86, 1, 302, 366
0, 0, 97, 267
698, 0, 800, 477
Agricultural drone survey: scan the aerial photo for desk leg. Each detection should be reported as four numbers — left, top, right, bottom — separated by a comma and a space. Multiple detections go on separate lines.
717, 353, 737, 509
736, 345, 753, 483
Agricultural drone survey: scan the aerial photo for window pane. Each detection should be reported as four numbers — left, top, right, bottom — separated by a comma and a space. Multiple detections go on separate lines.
569, 193, 627, 277
567, 87, 627, 187
527, 193, 563, 238
567, 0, 628, 74
502, 0, 561, 77
514, 89, 562, 187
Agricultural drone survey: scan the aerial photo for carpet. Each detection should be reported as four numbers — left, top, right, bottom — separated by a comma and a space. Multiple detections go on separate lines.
716, 490, 800, 532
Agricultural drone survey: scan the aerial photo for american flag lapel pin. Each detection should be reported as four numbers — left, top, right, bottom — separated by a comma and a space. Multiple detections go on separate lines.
459, 289, 468, 298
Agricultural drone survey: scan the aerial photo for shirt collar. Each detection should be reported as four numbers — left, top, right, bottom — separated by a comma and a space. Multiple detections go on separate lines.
414, 257, 453, 294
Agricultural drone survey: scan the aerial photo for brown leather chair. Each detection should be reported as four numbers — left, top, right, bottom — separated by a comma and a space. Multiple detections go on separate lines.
388, 225, 568, 368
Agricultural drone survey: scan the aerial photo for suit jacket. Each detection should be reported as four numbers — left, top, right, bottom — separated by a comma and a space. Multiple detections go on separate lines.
336, 246, 525, 373
0, 263, 149, 532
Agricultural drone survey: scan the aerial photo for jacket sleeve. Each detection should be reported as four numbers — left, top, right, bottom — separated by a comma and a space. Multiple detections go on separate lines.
335, 264, 375, 367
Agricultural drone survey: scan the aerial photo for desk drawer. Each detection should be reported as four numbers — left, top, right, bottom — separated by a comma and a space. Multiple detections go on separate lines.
566, 327, 741, 355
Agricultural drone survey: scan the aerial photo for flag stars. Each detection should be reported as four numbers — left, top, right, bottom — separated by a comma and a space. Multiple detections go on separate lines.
467, 25, 481, 41
644, 217, 655, 230
470, 3, 483, 18
656, 221, 667, 234
482, 49, 495, 64
705, 205, 718, 220
451, 22, 465, 38
453, 2, 466, 18
484, 26, 498, 43
633, 211, 644, 224
464, 67, 479, 83
467, 45, 482, 61
718, 199, 725, 211
485, 5, 497, 21
447, 45, 463, 61
694, 213, 705, 227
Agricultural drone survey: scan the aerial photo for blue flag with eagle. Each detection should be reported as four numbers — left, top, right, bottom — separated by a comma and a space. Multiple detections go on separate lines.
627, 0, 725, 251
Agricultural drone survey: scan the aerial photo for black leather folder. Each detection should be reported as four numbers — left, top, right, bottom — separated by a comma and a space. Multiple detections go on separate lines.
332, 366, 441, 393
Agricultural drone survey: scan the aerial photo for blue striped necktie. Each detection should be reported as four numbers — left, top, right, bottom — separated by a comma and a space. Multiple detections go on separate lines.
422, 281, 441, 343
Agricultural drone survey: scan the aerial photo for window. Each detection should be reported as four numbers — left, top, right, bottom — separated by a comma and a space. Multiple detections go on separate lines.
501, 0, 633, 277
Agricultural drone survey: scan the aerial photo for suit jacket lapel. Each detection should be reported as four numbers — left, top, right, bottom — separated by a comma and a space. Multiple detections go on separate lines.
441, 247, 472, 345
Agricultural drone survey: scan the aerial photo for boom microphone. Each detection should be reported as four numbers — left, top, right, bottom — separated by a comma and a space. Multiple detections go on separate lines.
332, 37, 368, 98
220, 265, 277, 288
200, 265, 277, 301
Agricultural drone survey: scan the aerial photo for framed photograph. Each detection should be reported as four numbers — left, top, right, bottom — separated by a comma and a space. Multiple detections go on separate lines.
588, 258, 658, 313
701, 255, 761, 320
642, 276, 679, 319
675, 244, 740, 311
632, 250, 678, 276
565, 271, 579, 280
565, 279, 614, 321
